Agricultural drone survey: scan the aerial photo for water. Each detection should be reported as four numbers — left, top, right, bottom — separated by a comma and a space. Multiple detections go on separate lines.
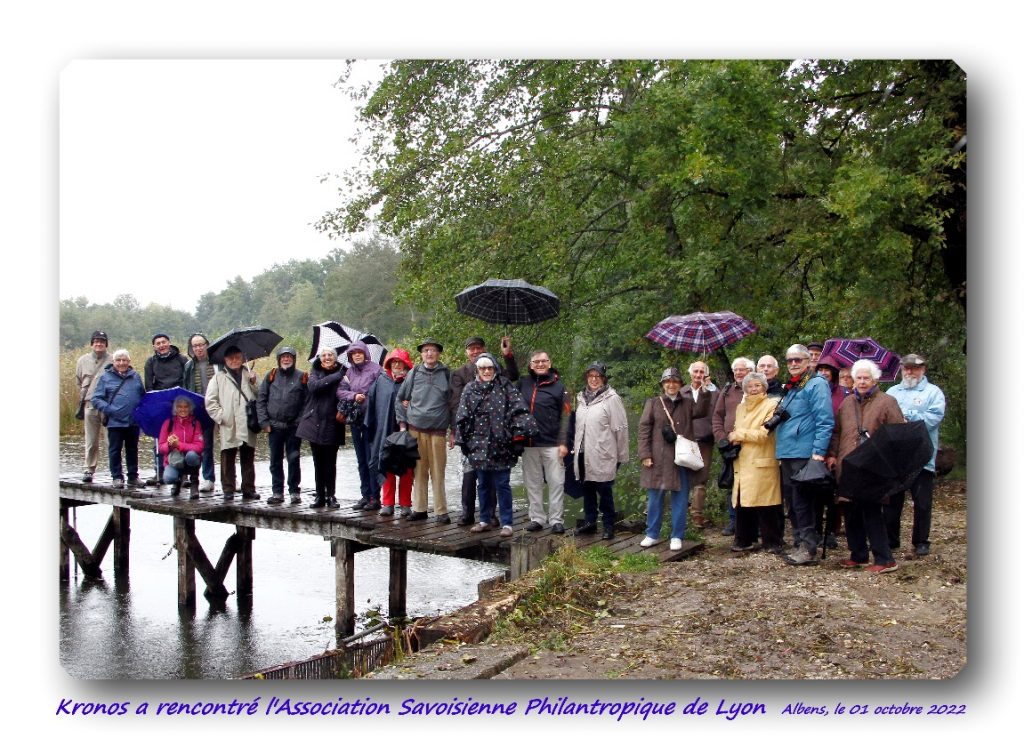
58, 436, 511, 679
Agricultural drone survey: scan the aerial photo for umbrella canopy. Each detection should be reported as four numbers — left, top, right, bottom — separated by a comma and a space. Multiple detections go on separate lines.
132, 387, 213, 437
207, 326, 283, 364
838, 421, 933, 503
646, 311, 757, 354
309, 321, 388, 367
455, 278, 560, 325
378, 430, 420, 476
819, 337, 901, 382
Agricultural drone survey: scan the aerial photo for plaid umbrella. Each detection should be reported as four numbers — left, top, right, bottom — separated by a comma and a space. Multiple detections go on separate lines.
207, 326, 283, 364
455, 279, 560, 325
646, 311, 757, 354
819, 337, 901, 382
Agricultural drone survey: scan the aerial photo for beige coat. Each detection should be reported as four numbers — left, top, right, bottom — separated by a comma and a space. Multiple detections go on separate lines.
205, 366, 259, 450
730, 394, 782, 508
573, 387, 630, 483
76, 351, 108, 402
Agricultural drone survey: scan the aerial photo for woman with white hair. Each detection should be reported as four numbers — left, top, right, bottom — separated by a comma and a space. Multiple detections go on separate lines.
158, 395, 205, 499
682, 360, 716, 528
727, 372, 785, 553
90, 349, 145, 488
826, 359, 906, 573
297, 347, 347, 509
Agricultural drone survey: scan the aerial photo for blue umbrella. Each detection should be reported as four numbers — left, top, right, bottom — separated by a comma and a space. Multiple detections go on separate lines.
133, 388, 214, 437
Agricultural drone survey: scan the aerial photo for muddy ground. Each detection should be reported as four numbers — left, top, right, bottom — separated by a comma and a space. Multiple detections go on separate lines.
490, 480, 967, 680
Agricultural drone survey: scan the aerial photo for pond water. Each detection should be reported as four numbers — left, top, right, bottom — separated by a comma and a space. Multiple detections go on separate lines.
58, 435, 512, 679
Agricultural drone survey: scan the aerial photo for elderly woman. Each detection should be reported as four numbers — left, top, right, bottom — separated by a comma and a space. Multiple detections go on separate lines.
816, 356, 850, 416
682, 360, 716, 528
90, 349, 146, 489
297, 347, 346, 510
205, 346, 260, 501
727, 373, 785, 553
638, 367, 693, 551
572, 362, 630, 540
456, 353, 538, 538
337, 340, 383, 511
158, 396, 205, 499
827, 359, 906, 573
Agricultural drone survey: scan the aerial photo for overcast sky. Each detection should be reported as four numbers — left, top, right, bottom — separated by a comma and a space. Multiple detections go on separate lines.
60, 59, 382, 312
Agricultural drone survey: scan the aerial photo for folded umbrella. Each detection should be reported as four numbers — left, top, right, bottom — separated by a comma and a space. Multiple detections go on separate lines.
132, 387, 214, 437
379, 430, 420, 476
207, 326, 283, 364
838, 421, 933, 504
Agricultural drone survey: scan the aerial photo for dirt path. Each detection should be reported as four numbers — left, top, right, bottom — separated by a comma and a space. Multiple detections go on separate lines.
494, 480, 967, 680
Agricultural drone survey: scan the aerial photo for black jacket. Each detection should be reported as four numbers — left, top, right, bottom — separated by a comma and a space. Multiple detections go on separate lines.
517, 368, 570, 447
296, 361, 346, 446
257, 366, 308, 430
144, 345, 188, 391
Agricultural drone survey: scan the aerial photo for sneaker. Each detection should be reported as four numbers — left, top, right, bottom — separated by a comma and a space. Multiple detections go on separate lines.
551, 523, 566, 535
408, 511, 428, 521
267, 494, 284, 505
379, 505, 394, 517
639, 536, 659, 548
351, 499, 369, 510
867, 562, 898, 574
601, 529, 615, 540
525, 521, 544, 532
785, 548, 817, 566
499, 526, 514, 538
470, 522, 490, 533
838, 559, 866, 569
82, 473, 93, 483
670, 538, 683, 551
914, 543, 931, 557
398, 506, 411, 518
199, 479, 214, 492
326, 497, 341, 509
574, 522, 597, 535
730, 543, 755, 552
112, 478, 125, 489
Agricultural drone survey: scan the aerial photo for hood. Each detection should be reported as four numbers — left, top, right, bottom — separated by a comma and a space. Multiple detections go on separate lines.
346, 340, 372, 362
384, 348, 414, 380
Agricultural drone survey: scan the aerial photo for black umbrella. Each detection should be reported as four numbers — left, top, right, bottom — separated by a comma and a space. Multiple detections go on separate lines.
455, 278, 559, 325
207, 326, 283, 364
379, 430, 420, 476
838, 421, 933, 504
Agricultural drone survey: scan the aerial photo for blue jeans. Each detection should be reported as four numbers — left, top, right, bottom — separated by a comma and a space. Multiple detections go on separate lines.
350, 422, 375, 500
268, 425, 302, 495
476, 469, 513, 527
646, 468, 690, 540
163, 450, 201, 484
200, 424, 215, 482
107, 426, 141, 481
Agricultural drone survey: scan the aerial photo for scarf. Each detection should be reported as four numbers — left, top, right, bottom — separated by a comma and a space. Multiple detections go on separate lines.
853, 385, 878, 402
783, 370, 812, 394
582, 384, 609, 405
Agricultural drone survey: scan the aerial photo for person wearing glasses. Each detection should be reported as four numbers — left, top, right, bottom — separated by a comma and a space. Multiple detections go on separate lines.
517, 350, 572, 534
774, 344, 835, 565
183, 333, 217, 492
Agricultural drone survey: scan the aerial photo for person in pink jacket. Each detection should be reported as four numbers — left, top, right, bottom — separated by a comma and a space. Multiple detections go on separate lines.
158, 396, 206, 499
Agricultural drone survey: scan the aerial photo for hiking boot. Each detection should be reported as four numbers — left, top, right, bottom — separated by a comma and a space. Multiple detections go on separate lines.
525, 521, 544, 532
601, 528, 615, 540
574, 521, 597, 535
914, 543, 931, 557
785, 548, 817, 566
867, 561, 898, 574
326, 497, 341, 509
670, 538, 683, 551
310, 496, 326, 509
408, 511, 428, 521
267, 494, 285, 505
499, 526, 514, 538
398, 506, 411, 518
379, 505, 394, 517
435, 514, 451, 524
640, 536, 659, 548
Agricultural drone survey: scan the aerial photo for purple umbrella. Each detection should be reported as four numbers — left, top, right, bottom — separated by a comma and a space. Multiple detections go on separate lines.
646, 311, 757, 354
819, 337, 901, 382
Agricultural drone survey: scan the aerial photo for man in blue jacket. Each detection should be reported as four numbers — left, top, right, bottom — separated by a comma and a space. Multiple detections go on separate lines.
774, 344, 835, 565
885, 353, 946, 556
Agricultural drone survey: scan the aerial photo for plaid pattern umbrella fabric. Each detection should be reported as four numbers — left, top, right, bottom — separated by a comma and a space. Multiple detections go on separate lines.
646, 311, 757, 354
819, 337, 901, 382
455, 279, 560, 325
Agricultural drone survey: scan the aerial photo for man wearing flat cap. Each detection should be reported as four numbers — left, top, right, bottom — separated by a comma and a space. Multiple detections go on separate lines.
886, 353, 946, 557
396, 338, 454, 522
449, 335, 519, 525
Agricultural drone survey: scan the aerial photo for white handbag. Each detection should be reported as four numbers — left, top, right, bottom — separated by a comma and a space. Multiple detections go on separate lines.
659, 397, 704, 470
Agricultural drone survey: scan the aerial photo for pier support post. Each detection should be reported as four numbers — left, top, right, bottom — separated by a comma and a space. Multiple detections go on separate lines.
59, 502, 70, 581
389, 548, 408, 620
333, 539, 355, 638
174, 517, 196, 610
509, 536, 557, 580
236, 526, 255, 597
112, 507, 130, 577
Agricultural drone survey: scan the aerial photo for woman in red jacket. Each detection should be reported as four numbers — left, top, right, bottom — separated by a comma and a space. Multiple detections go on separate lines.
159, 396, 206, 499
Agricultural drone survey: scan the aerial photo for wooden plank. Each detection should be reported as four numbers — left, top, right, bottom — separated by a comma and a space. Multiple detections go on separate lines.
334, 539, 355, 638
90, 513, 117, 568
509, 536, 556, 580
388, 548, 407, 619
174, 517, 196, 610
59, 502, 70, 581
236, 526, 254, 597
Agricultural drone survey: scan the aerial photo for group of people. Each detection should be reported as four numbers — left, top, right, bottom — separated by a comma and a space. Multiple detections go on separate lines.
75, 331, 945, 568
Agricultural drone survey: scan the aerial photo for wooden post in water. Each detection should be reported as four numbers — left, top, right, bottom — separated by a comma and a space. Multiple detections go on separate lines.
333, 538, 355, 638
112, 508, 130, 577
236, 526, 254, 598
174, 517, 196, 610
389, 547, 408, 619
59, 502, 70, 581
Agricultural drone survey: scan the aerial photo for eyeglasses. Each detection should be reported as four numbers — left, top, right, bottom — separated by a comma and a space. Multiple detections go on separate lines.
785, 357, 806, 364
478, 366, 496, 372
530, 359, 550, 364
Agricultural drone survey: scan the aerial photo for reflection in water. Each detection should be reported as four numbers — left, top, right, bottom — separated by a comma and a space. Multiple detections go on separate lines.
59, 436, 508, 679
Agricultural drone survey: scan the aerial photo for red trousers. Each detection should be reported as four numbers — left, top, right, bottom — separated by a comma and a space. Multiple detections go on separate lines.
381, 469, 413, 507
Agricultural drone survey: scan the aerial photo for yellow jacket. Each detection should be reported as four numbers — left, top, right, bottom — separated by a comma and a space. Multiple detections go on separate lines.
731, 394, 782, 508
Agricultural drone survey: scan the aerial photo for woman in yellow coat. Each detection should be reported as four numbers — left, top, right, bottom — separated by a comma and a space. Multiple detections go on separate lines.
728, 372, 785, 553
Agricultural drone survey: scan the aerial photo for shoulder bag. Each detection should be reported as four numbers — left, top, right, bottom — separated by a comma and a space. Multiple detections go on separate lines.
660, 397, 704, 471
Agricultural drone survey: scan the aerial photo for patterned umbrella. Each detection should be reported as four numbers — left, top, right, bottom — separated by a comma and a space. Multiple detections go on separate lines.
819, 337, 901, 382
455, 279, 560, 325
646, 311, 757, 354
309, 321, 388, 367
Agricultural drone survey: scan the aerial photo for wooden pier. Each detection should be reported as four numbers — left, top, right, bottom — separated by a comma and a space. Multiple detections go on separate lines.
59, 472, 702, 637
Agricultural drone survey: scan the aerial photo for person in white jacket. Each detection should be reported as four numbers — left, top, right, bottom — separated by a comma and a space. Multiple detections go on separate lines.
205, 346, 260, 500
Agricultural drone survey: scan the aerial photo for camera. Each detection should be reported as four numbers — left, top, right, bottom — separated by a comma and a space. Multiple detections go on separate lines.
763, 408, 791, 432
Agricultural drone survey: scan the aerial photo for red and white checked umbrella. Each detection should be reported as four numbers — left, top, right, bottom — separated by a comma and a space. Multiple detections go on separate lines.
646, 311, 757, 354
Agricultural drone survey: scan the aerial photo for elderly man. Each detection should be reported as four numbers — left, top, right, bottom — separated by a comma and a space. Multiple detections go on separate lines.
517, 349, 571, 534
682, 360, 716, 528
396, 339, 453, 523
183, 333, 217, 492
205, 346, 260, 500
806, 341, 824, 374
449, 335, 518, 525
75, 330, 109, 482
757, 355, 783, 397
257, 347, 307, 505
886, 353, 946, 557
774, 344, 835, 565
712, 356, 755, 536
